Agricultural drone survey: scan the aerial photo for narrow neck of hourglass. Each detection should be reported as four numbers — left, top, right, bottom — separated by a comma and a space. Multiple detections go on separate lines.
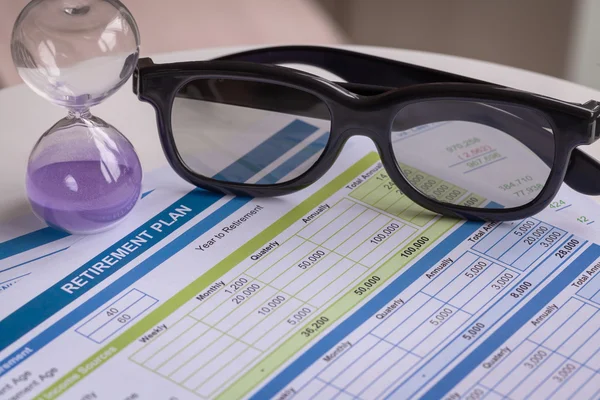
67, 108, 92, 119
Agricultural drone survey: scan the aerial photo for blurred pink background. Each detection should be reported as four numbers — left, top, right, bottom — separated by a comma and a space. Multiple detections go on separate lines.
1, 0, 599, 89
0, 0, 345, 88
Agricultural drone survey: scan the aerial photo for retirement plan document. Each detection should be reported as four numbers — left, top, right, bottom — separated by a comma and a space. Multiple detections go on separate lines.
1, 122, 600, 400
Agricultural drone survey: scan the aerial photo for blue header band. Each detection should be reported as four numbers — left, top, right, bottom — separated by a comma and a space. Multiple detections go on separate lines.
0, 189, 224, 352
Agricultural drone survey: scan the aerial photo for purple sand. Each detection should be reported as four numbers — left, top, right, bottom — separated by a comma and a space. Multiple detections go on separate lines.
26, 160, 142, 234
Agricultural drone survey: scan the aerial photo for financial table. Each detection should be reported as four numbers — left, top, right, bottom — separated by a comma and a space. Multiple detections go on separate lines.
455, 261, 600, 400
127, 157, 472, 398
124, 155, 590, 400
288, 209, 583, 400
9, 150, 600, 400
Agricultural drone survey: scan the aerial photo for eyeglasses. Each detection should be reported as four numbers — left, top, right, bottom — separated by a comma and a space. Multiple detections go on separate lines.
132, 45, 600, 221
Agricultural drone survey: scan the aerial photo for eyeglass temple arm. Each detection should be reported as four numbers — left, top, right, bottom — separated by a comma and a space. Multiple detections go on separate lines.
213, 45, 487, 87
212, 46, 600, 196
214, 47, 553, 130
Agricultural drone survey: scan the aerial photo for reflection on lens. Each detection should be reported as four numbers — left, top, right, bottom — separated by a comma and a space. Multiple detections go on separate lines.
391, 99, 554, 209
171, 78, 332, 185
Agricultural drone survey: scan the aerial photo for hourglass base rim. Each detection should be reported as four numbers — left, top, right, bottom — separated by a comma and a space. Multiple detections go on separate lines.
29, 205, 134, 235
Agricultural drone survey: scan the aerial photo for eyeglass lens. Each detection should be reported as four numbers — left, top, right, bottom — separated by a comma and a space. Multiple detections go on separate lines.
391, 99, 553, 210
171, 78, 332, 185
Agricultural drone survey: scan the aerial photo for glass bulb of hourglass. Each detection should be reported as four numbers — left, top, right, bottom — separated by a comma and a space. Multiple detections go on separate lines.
26, 113, 142, 234
11, 0, 139, 108
11, 0, 142, 234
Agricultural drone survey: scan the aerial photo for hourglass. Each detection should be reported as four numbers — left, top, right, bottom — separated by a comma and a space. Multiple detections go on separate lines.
11, 0, 143, 234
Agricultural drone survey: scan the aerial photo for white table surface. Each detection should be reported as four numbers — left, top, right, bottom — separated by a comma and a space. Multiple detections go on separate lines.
1, 45, 599, 221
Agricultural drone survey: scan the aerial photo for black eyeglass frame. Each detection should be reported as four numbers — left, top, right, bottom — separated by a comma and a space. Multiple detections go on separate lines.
133, 45, 600, 221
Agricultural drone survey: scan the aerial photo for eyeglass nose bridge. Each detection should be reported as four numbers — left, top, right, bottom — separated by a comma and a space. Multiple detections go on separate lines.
331, 105, 395, 144
331, 124, 418, 200
335, 126, 384, 146
330, 126, 395, 173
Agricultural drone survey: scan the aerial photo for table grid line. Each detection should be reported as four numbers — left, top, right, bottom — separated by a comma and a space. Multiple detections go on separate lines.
290, 287, 430, 397
479, 219, 537, 257
195, 202, 386, 331
127, 184, 438, 399
295, 277, 487, 399
473, 220, 526, 254
576, 272, 600, 304
279, 252, 349, 300
358, 350, 415, 399
295, 196, 348, 238
336, 217, 407, 261
447, 268, 515, 315
335, 339, 407, 397
476, 383, 509, 400
384, 234, 586, 399
567, 370, 600, 400
379, 300, 467, 354
134, 355, 204, 399
299, 228, 413, 272
471, 219, 567, 274
163, 326, 225, 379
423, 250, 523, 318
226, 276, 316, 342
148, 319, 209, 372
533, 305, 598, 350
193, 348, 263, 396
509, 223, 555, 267
253, 239, 317, 283
496, 221, 544, 261
464, 246, 523, 277
184, 338, 243, 391
465, 296, 600, 400
310, 376, 355, 400
323, 211, 382, 253
476, 339, 544, 398
198, 280, 285, 329
371, 335, 424, 361
313, 334, 385, 397
430, 259, 508, 313
292, 227, 572, 400
352, 177, 389, 203
534, 345, 593, 400
361, 233, 419, 271
495, 341, 583, 399
508, 226, 568, 272
299, 205, 368, 244
348, 171, 444, 228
